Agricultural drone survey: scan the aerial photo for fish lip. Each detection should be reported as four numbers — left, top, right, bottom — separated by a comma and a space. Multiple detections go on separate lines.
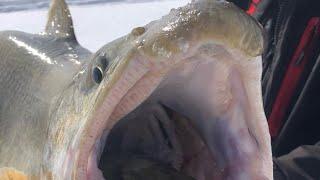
75, 55, 180, 179
75, 55, 152, 180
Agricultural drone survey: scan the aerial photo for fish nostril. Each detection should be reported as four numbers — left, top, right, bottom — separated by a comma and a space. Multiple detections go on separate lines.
93, 67, 103, 84
131, 27, 145, 36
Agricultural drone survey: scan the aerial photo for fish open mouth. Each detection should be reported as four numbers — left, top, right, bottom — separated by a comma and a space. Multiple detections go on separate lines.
83, 45, 272, 180
73, 1, 272, 179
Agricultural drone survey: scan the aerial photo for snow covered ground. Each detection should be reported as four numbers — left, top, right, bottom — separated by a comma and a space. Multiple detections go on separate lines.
0, 0, 189, 51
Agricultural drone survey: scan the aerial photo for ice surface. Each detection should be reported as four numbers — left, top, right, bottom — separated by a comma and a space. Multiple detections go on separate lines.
0, 0, 189, 51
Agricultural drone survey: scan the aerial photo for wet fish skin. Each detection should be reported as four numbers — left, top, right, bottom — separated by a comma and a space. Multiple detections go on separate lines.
0, 31, 91, 176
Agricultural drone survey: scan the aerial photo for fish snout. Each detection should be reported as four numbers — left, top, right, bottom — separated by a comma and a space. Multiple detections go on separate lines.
133, 0, 264, 69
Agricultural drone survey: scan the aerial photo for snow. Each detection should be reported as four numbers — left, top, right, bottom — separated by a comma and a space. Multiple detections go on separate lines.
0, 0, 189, 51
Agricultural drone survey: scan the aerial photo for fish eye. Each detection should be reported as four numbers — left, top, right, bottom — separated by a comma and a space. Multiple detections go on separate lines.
93, 66, 103, 84
92, 54, 109, 84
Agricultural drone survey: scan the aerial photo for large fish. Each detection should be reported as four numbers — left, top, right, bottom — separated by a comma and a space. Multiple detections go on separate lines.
0, 0, 272, 179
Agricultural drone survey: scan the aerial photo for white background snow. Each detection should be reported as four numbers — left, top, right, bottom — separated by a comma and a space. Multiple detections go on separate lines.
0, 0, 189, 51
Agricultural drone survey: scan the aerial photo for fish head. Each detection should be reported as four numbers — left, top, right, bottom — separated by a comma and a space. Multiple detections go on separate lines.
46, 0, 270, 180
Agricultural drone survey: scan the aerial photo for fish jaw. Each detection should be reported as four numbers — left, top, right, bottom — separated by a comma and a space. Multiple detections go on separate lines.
155, 49, 272, 179
51, 0, 267, 179
195, 61, 272, 180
